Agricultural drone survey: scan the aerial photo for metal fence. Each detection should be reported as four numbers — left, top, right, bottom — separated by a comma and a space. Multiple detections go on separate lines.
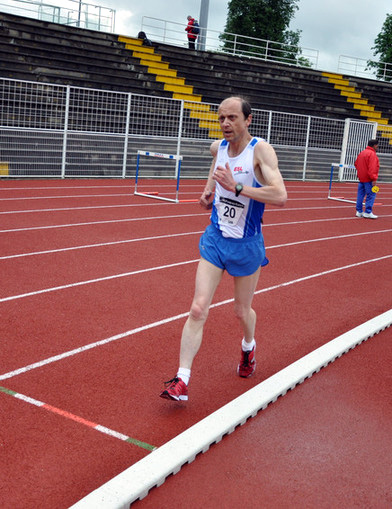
338, 55, 392, 82
0, 0, 115, 32
141, 17, 319, 70
1, 77, 391, 181
141, 17, 392, 82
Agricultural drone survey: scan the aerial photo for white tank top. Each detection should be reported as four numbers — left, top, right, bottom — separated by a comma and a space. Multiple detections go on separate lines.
210, 137, 265, 239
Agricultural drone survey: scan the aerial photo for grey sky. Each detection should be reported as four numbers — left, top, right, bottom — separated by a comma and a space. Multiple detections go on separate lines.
291, 0, 391, 70
109, 0, 391, 72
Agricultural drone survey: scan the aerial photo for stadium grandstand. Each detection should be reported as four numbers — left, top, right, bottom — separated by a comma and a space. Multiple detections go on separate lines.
0, 8, 391, 181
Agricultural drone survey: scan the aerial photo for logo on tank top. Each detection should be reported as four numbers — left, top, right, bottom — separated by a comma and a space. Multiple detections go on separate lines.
233, 166, 249, 174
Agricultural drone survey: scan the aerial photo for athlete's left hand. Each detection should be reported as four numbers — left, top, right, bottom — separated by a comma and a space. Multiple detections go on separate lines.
212, 162, 236, 193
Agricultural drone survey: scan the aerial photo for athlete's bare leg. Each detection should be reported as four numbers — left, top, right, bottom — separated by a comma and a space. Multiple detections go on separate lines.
233, 267, 261, 344
179, 258, 223, 369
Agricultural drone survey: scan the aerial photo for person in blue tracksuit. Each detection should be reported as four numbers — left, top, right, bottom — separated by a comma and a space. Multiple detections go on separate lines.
355, 139, 380, 219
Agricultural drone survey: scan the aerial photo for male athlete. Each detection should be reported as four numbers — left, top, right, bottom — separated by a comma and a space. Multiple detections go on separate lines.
160, 96, 287, 401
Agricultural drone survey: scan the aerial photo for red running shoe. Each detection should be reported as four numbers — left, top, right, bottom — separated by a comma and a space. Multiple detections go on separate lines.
237, 347, 256, 378
159, 377, 188, 401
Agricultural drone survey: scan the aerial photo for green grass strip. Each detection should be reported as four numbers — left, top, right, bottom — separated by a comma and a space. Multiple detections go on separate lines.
0, 386, 17, 396
126, 437, 156, 451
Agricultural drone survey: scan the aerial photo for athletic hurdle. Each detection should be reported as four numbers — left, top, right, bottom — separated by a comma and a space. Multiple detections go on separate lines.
134, 150, 183, 204
328, 163, 383, 206
328, 163, 357, 204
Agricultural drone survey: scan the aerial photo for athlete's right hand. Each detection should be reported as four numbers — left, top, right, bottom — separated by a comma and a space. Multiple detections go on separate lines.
199, 190, 214, 209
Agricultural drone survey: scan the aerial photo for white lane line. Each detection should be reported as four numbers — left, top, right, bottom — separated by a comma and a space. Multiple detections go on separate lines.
0, 193, 134, 201
2, 230, 391, 301
0, 312, 190, 381
0, 231, 205, 260
7, 191, 330, 203
2, 228, 391, 261
0, 184, 204, 191
0, 183, 390, 194
0, 183, 372, 191
1, 255, 391, 381
69, 310, 392, 508
2, 209, 391, 234
0, 386, 155, 451
0, 259, 198, 303
0, 213, 204, 233
0, 197, 338, 214
0, 202, 174, 214
269, 229, 392, 249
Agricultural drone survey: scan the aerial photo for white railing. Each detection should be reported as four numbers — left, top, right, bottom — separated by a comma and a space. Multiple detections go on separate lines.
338, 55, 392, 81
141, 17, 319, 69
0, 0, 115, 32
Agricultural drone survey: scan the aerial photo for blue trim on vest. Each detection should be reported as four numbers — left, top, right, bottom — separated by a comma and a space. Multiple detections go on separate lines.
243, 177, 264, 237
250, 137, 258, 147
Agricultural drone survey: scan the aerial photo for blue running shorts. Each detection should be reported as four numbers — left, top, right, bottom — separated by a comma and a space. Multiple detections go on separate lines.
199, 224, 269, 277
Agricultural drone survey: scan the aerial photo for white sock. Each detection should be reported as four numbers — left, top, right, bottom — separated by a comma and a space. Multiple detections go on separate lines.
177, 367, 191, 385
242, 338, 256, 352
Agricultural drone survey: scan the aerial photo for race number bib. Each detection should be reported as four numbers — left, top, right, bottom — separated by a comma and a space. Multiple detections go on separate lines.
216, 197, 244, 226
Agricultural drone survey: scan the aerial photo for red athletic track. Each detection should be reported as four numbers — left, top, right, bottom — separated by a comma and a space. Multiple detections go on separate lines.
0, 179, 391, 509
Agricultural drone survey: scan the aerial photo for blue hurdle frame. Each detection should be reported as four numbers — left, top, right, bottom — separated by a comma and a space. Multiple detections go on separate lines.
327, 163, 357, 204
134, 150, 183, 203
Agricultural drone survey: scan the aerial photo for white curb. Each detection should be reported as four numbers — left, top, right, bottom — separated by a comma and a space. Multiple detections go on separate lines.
71, 309, 392, 508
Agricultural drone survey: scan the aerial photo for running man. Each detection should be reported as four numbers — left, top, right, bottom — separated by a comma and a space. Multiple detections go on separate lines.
160, 96, 287, 401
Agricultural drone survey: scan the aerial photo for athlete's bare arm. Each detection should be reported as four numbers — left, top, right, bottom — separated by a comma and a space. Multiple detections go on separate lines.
199, 139, 220, 209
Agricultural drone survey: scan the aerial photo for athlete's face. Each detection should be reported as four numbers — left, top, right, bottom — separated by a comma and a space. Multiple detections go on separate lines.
218, 98, 252, 143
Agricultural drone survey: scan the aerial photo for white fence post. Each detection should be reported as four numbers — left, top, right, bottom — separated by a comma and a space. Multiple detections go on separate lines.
175, 100, 184, 179
61, 85, 70, 179
267, 111, 272, 144
302, 116, 311, 181
122, 93, 132, 178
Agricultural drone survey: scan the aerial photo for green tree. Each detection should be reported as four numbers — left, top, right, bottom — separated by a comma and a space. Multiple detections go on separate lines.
279, 29, 311, 67
368, 13, 392, 81
220, 0, 305, 64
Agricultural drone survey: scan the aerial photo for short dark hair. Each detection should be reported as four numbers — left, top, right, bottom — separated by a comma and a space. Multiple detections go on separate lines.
219, 96, 252, 120
229, 96, 252, 119
240, 98, 252, 119
368, 139, 379, 147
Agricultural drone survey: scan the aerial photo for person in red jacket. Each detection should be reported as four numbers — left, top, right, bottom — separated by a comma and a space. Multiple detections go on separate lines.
185, 15, 197, 49
354, 139, 380, 219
